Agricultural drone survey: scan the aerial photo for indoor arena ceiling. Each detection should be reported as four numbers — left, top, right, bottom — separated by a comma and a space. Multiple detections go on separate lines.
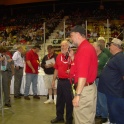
0, 0, 55, 5
0, 0, 124, 5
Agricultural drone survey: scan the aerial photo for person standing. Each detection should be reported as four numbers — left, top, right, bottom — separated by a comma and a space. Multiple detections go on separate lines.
0, 47, 14, 107
12, 46, 24, 99
51, 40, 73, 124
97, 37, 112, 58
41, 45, 57, 104
24, 44, 41, 100
93, 42, 109, 123
70, 25, 98, 124
6, 48, 14, 95
98, 38, 124, 124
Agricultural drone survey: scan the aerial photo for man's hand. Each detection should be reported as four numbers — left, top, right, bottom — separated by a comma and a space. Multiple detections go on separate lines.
72, 96, 80, 107
52, 80, 56, 89
66, 69, 70, 74
0, 56, 5, 61
45, 63, 54, 68
32, 68, 36, 73
7, 59, 12, 62
15, 66, 19, 70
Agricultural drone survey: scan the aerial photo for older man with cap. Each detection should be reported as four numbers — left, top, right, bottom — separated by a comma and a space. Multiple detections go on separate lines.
93, 42, 109, 123
98, 38, 124, 124
70, 25, 98, 124
24, 44, 41, 100
97, 37, 111, 58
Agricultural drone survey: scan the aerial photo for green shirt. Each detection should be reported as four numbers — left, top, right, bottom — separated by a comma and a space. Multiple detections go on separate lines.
98, 52, 109, 77
103, 48, 112, 58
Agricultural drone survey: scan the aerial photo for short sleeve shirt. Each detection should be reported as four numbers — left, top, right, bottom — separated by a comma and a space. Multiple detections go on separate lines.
54, 53, 70, 78
74, 40, 98, 83
25, 49, 39, 74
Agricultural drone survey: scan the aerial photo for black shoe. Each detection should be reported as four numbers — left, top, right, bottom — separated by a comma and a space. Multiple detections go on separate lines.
65, 120, 73, 124
33, 95, 40, 99
101, 118, 108, 123
5, 103, 11, 107
95, 116, 102, 119
24, 96, 30, 100
51, 117, 64, 123
14, 96, 21, 99
19, 93, 24, 96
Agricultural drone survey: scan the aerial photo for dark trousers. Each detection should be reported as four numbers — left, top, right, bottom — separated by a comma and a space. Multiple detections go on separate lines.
106, 94, 124, 124
0, 71, 9, 104
14, 68, 23, 96
56, 79, 73, 121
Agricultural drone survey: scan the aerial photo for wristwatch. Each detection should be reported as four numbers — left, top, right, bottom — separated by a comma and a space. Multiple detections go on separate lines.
75, 93, 81, 96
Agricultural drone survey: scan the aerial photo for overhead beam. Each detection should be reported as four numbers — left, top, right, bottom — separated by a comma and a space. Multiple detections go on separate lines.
0, 0, 55, 5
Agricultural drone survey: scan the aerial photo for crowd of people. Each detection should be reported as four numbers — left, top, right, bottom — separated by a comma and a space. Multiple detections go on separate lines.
0, 10, 64, 48
0, 24, 124, 124
45, 26, 124, 124
0, 4, 124, 123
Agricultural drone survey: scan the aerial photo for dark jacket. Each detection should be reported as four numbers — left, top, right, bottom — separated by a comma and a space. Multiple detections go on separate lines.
41, 53, 57, 74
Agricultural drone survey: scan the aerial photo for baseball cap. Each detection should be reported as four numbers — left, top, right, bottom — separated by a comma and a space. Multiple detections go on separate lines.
69, 25, 86, 35
34, 44, 41, 50
98, 37, 105, 41
111, 38, 122, 46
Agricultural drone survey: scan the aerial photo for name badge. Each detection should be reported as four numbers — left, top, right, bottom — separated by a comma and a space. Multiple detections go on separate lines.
1, 66, 6, 71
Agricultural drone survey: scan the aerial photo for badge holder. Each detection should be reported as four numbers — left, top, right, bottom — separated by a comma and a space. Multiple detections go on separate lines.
0, 71, 14, 117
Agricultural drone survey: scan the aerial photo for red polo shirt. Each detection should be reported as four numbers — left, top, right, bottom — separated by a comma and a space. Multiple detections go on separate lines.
74, 40, 98, 83
25, 49, 39, 74
54, 53, 70, 78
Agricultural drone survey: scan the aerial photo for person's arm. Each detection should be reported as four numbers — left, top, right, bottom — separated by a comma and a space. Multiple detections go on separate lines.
123, 76, 124, 80
72, 78, 86, 107
53, 69, 58, 81
11, 63, 15, 76
0, 56, 5, 61
41, 56, 46, 68
26, 60, 35, 73
52, 69, 58, 89
75, 78, 86, 95
7, 58, 13, 62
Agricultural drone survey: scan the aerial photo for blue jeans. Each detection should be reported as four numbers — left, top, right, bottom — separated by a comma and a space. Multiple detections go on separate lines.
95, 78, 108, 118
106, 94, 124, 124
24, 73, 38, 96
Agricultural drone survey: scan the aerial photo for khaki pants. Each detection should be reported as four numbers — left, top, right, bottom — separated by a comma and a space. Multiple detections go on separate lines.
43, 74, 57, 89
74, 83, 97, 124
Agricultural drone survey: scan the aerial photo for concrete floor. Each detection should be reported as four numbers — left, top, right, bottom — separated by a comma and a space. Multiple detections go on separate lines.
0, 95, 102, 124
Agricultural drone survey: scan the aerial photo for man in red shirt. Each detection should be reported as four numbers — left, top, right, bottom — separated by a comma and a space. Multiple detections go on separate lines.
51, 40, 73, 124
70, 25, 98, 124
24, 44, 41, 100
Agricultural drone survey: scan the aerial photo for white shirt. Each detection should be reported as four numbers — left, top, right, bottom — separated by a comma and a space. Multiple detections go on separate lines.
12, 51, 24, 67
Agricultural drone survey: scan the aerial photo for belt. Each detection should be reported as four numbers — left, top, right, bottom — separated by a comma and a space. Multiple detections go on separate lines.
85, 82, 94, 86
15, 66, 23, 69
96, 76, 99, 79
19, 67, 23, 69
58, 78, 69, 80
74, 82, 94, 90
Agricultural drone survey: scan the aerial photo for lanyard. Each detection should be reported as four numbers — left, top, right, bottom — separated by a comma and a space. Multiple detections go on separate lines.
61, 54, 71, 70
